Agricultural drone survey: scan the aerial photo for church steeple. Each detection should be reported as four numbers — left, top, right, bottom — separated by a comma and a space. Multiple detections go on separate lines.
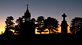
25, 4, 30, 14
23, 4, 31, 21
61, 13, 68, 34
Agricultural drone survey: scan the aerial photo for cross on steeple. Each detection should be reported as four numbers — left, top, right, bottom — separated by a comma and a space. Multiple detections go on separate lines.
62, 13, 67, 21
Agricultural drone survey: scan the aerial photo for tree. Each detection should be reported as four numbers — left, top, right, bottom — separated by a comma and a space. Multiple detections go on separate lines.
36, 16, 45, 34
15, 17, 23, 35
70, 17, 82, 34
44, 17, 58, 34
5, 16, 15, 33
4, 16, 15, 40
30, 18, 36, 34
31, 18, 36, 24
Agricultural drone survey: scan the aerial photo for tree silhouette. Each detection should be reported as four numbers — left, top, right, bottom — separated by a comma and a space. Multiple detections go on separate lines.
30, 18, 36, 34
15, 17, 23, 35
31, 18, 36, 24
70, 17, 82, 34
5, 16, 15, 33
4, 16, 15, 40
44, 17, 58, 34
36, 16, 45, 34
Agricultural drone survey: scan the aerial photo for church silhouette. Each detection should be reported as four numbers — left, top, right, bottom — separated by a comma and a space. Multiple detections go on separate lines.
0, 5, 82, 45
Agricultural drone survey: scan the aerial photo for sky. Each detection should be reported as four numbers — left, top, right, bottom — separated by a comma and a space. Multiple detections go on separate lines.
0, 0, 82, 34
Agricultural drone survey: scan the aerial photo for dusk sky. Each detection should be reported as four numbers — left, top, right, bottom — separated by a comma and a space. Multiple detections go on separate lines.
0, 0, 82, 34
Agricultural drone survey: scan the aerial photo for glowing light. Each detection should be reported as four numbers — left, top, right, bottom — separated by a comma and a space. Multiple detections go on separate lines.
14, 32, 20, 35
35, 27, 40, 34
57, 25, 61, 33
10, 29, 15, 33
35, 27, 60, 34
0, 22, 5, 35
67, 25, 71, 33
35, 24, 71, 34
41, 29, 49, 34
67, 24, 71, 33
0, 22, 71, 35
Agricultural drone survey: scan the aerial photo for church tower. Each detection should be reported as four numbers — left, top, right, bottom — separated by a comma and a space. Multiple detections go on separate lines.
23, 4, 31, 21
61, 13, 68, 34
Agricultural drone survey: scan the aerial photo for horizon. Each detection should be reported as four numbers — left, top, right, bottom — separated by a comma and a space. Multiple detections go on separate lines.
0, 0, 82, 34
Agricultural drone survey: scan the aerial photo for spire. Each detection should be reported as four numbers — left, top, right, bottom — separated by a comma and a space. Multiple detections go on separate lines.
25, 4, 30, 14
26, 4, 29, 11
23, 4, 31, 21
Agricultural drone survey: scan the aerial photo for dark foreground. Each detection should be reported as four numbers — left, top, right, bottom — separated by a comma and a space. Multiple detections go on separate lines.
32, 34, 82, 45
0, 33, 82, 45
